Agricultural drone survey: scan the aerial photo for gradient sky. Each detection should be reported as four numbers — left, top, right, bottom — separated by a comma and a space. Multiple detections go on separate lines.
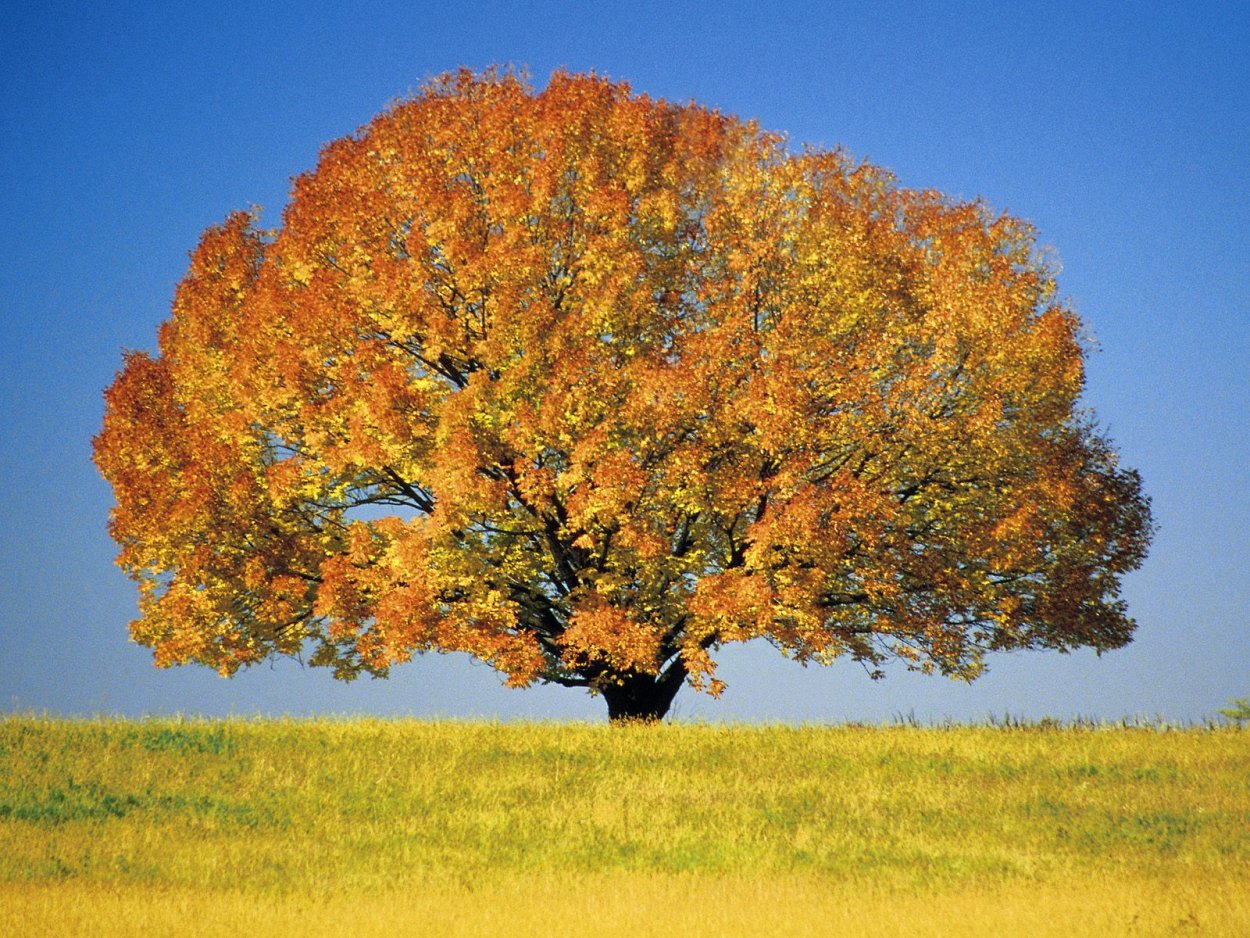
1, 1, 1246, 723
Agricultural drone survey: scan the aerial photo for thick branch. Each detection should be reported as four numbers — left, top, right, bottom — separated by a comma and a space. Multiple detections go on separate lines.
379, 465, 436, 513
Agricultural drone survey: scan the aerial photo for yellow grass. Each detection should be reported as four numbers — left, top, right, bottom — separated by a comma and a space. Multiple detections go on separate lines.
3, 718, 1248, 936
5, 873, 1248, 938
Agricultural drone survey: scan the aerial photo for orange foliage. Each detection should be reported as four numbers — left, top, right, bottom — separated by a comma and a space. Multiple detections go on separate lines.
95, 68, 1152, 720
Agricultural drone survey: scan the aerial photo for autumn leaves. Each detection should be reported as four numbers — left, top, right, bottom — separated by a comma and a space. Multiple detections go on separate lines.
96, 69, 1151, 720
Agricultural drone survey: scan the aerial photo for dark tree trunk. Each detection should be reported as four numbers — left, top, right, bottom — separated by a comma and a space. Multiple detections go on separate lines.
600, 660, 687, 723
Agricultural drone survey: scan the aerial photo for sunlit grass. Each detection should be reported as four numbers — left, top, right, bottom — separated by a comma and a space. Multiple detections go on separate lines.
2, 718, 1247, 935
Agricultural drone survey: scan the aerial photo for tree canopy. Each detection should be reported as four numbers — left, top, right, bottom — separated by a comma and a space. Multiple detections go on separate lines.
95, 69, 1152, 721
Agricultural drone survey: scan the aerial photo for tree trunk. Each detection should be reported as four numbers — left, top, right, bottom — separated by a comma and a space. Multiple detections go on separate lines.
600, 661, 687, 723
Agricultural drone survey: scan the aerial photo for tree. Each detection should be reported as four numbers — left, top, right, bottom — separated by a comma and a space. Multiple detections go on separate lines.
95, 68, 1153, 722
1218, 698, 1250, 725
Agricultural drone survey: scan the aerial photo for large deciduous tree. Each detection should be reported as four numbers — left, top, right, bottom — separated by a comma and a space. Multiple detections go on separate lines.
95, 69, 1152, 722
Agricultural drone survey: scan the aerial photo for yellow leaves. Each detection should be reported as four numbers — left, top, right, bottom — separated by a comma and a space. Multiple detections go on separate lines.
289, 260, 315, 286
95, 67, 1151, 716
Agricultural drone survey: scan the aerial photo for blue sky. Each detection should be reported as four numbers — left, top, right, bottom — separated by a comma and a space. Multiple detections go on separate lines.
1, 0, 1246, 722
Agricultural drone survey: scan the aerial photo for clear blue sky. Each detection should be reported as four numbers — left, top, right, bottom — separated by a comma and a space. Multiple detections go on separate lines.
2, 1, 1246, 723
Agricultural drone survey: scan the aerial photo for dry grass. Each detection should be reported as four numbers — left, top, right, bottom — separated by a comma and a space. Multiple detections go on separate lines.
5, 873, 1248, 938
2, 718, 1247, 935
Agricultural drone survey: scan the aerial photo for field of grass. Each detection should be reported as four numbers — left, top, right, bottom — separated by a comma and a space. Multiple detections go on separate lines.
2, 717, 1247, 936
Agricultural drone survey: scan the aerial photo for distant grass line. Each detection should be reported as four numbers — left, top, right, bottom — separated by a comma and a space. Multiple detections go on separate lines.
2, 718, 1248, 935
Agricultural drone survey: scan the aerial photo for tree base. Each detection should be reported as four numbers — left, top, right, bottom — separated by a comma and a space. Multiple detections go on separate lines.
600, 665, 686, 724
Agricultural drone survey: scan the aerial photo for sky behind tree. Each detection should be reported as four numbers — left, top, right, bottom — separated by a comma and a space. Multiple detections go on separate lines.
2, 0, 1246, 722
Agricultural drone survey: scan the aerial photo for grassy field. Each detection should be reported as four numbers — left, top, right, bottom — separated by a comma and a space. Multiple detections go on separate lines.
2, 717, 1247, 936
